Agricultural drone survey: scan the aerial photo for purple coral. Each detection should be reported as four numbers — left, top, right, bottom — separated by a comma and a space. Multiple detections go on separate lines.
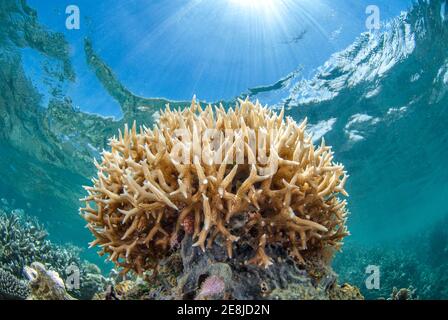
196, 275, 225, 300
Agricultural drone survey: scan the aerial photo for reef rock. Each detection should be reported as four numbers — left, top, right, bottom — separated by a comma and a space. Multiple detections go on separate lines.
175, 235, 361, 300
23, 262, 75, 300
388, 286, 417, 300
103, 235, 362, 300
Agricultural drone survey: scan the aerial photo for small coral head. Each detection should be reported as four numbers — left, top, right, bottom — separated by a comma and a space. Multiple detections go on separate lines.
196, 275, 226, 300
80, 98, 349, 274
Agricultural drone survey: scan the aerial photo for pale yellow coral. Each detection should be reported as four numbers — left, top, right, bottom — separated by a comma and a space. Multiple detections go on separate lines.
80, 98, 349, 274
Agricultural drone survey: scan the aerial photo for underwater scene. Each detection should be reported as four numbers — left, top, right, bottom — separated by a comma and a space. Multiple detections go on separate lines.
1, 0, 448, 301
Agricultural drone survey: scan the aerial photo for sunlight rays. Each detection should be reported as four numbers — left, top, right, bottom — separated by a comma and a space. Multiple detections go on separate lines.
229, 0, 277, 10
112, 0, 332, 100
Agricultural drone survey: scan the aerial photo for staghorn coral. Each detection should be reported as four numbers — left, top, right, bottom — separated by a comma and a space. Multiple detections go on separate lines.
81, 98, 349, 274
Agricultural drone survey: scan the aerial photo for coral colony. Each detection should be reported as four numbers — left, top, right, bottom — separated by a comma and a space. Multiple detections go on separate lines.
81, 98, 349, 274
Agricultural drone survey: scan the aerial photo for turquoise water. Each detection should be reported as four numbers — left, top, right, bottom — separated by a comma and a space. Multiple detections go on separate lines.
1, 0, 448, 298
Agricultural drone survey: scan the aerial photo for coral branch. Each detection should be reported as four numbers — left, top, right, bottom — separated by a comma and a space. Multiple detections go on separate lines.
81, 98, 349, 274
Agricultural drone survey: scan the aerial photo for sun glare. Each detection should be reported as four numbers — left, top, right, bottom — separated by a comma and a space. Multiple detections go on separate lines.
230, 0, 276, 10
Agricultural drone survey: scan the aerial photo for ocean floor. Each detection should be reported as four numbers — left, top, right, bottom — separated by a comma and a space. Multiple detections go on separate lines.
1, 204, 447, 300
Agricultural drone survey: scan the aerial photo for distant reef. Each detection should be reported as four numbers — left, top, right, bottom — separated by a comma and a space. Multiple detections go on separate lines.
0, 208, 108, 299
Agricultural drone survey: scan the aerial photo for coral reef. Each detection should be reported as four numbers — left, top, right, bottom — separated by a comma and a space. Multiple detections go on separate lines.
334, 213, 448, 301
81, 98, 349, 274
94, 235, 362, 300
0, 208, 107, 299
75, 262, 109, 300
388, 287, 416, 300
333, 245, 422, 300
0, 268, 30, 300
423, 213, 448, 267
23, 262, 75, 300
329, 283, 364, 300
0, 209, 79, 276
174, 235, 360, 300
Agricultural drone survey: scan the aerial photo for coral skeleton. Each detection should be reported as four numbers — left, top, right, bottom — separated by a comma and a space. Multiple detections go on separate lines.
81, 98, 349, 274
